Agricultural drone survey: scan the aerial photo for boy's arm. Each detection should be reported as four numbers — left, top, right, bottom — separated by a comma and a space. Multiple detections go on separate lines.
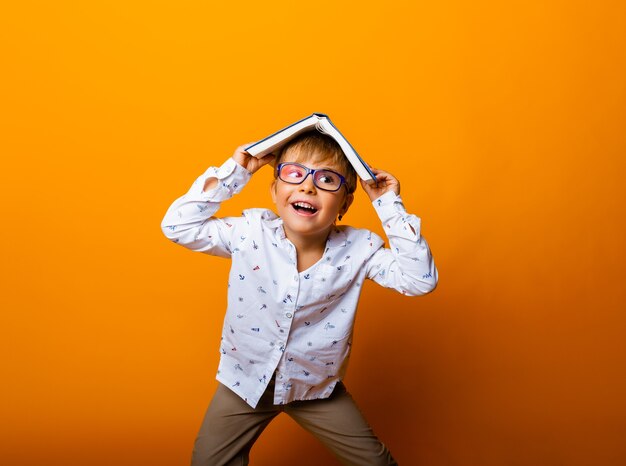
361, 169, 438, 296
161, 144, 275, 257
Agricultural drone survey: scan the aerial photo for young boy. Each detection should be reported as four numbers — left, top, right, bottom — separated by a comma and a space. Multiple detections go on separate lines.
161, 131, 438, 465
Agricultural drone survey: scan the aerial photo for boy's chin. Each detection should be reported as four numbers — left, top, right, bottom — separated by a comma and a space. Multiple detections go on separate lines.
282, 215, 334, 235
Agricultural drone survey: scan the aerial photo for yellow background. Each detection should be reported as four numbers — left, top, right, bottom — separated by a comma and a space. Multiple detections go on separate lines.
2, 1, 625, 465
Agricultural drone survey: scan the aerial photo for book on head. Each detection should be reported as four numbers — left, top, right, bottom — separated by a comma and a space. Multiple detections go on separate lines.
243, 113, 376, 185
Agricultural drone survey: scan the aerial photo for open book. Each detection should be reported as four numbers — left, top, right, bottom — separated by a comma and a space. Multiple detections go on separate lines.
243, 113, 376, 185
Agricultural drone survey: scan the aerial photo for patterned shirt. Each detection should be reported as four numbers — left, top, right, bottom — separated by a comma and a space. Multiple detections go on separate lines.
161, 157, 438, 408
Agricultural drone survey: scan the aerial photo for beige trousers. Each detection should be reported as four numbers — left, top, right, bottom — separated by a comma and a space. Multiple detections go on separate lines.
191, 376, 398, 466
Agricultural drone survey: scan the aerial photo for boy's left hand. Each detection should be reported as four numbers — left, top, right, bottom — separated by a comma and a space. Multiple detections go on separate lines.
360, 168, 400, 202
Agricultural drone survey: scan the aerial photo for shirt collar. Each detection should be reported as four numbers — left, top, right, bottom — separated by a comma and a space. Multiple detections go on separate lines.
326, 226, 347, 249
262, 211, 285, 239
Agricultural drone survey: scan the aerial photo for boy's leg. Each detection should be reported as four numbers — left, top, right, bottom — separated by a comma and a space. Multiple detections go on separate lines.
191, 382, 280, 466
284, 382, 398, 466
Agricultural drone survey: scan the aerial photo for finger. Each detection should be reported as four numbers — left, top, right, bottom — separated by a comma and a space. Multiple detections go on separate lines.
359, 178, 373, 191
258, 154, 276, 166
374, 172, 398, 184
237, 142, 257, 153
371, 172, 392, 183
369, 168, 393, 182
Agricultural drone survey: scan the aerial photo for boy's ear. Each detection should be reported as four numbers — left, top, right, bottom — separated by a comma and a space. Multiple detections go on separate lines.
340, 193, 354, 215
270, 180, 277, 204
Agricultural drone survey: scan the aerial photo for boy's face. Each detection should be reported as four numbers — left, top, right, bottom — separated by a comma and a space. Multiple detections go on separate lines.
271, 150, 353, 244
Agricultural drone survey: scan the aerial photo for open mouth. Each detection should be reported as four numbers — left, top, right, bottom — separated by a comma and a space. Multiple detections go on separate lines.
291, 201, 318, 215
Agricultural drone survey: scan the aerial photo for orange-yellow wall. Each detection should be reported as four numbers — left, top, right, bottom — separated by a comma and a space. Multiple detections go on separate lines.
2, 1, 625, 465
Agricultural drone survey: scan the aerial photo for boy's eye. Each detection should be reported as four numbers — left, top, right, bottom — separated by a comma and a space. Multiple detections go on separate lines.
316, 171, 339, 185
284, 167, 304, 178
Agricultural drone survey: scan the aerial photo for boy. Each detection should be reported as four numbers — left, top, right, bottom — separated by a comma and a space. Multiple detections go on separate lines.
161, 131, 438, 465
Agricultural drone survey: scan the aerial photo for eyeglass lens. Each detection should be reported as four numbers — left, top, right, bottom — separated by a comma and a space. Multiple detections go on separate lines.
279, 164, 342, 191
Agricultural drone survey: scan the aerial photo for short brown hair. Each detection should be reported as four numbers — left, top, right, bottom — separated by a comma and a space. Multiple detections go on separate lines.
273, 131, 357, 193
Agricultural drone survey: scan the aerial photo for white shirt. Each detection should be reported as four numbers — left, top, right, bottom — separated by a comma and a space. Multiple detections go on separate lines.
161, 157, 438, 408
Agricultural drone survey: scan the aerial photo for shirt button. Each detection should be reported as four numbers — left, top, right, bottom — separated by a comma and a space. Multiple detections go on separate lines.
293, 275, 298, 281
286, 313, 293, 319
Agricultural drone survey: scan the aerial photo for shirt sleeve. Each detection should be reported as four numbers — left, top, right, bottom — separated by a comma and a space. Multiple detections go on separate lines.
160, 157, 252, 258
364, 191, 438, 296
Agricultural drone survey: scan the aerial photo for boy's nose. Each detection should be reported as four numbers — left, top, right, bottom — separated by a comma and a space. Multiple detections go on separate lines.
299, 174, 317, 193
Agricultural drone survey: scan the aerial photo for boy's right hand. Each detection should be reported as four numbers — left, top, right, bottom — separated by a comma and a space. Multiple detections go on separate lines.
232, 143, 276, 174
203, 144, 276, 193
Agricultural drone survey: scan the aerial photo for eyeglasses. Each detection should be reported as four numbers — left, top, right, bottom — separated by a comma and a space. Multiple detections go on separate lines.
276, 162, 347, 192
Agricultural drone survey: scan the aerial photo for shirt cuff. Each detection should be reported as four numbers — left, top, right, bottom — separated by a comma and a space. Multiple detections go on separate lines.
372, 191, 407, 219
190, 157, 253, 201
372, 191, 421, 239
